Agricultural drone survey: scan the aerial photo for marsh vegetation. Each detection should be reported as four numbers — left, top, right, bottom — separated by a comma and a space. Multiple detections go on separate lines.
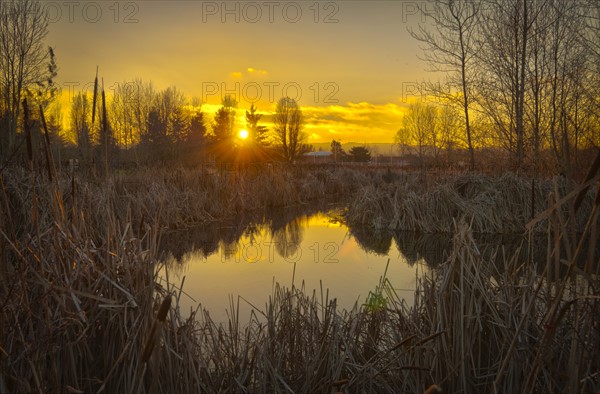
1, 161, 598, 393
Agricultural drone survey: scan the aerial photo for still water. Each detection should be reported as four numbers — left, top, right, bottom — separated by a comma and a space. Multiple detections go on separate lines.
160, 210, 435, 321
159, 206, 536, 322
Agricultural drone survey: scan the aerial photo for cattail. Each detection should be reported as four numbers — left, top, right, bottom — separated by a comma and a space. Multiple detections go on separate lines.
102, 79, 109, 175
22, 99, 33, 165
91, 66, 98, 125
574, 148, 600, 213
423, 384, 442, 394
141, 295, 172, 363
39, 104, 54, 182
332, 379, 348, 393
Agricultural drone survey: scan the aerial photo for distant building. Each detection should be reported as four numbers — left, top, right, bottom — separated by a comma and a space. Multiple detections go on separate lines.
303, 151, 334, 163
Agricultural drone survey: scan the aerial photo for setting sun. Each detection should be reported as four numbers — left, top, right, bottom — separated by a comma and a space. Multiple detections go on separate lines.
238, 129, 249, 140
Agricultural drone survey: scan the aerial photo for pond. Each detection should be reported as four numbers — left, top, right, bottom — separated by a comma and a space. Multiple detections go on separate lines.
159, 205, 534, 322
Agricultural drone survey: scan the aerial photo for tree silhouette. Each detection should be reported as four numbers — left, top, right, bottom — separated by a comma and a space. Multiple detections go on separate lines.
212, 96, 237, 144
273, 97, 305, 162
330, 139, 347, 162
98, 87, 117, 167
131, 79, 155, 142
0, 0, 53, 159
210, 96, 237, 161
142, 108, 168, 160
110, 81, 136, 148
409, 0, 480, 170
70, 92, 92, 159
245, 104, 269, 146
349, 146, 372, 163
403, 102, 438, 168
187, 111, 207, 146
156, 86, 186, 138
169, 106, 187, 143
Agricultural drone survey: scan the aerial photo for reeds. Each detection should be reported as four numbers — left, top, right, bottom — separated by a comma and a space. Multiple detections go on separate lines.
347, 171, 595, 234
0, 162, 597, 393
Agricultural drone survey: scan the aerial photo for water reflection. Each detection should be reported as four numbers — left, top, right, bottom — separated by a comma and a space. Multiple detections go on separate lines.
160, 210, 536, 270
349, 226, 393, 256
271, 216, 304, 259
160, 206, 425, 320
393, 231, 453, 266
159, 207, 597, 324
160, 203, 336, 262
164, 208, 576, 321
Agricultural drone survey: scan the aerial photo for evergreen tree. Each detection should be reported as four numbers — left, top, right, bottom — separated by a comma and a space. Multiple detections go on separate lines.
212, 95, 237, 144
169, 106, 187, 143
187, 111, 207, 146
139, 108, 171, 161
348, 146, 372, 163
245, 104, 269, 146
210, 96, 237, 161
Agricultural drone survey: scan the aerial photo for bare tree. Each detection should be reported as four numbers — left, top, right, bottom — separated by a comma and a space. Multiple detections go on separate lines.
409, 0, 481, 170
273, 97, 305, 162
475, 0, 546, 167
543, 1, 580, 174
402, 102, 438, 168
130, 78, 155, 141
156, 86, 187, 140
473, 0, 598, 174
437, 104, 461, 164
581, 0, 600, 65
110, 81, 137, 148
70, 92, 92, 159
0, 0, 51, 158
580, 0, 600, 149
412, 0, 597, 173
394, 127, 410, 156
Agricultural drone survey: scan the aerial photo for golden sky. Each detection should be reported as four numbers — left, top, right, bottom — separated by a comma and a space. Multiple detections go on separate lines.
47, 1, 432, 143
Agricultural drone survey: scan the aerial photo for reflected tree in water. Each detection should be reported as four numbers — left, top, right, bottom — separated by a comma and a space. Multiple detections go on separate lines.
349, 226, 393, 256
271, 216, 304, 259
393, 231, 453, 267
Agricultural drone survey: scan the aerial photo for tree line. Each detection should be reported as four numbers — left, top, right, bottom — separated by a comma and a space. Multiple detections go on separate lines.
69, 79, 312, 165
397, 0, 599, 175
2, 0, 598, 173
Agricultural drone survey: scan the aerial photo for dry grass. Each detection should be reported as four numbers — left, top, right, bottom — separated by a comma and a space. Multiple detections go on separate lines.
1, 164, 368, 236
347, 171, 595, 234
0, 162, 598, 393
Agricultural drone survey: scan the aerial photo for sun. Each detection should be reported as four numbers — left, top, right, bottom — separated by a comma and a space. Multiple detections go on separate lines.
238, 129, 249, 140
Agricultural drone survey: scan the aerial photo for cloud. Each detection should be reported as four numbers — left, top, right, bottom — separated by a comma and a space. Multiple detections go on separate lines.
299, 102, 406, 143
228, 68, 269, 80
247, 67, 268, 76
